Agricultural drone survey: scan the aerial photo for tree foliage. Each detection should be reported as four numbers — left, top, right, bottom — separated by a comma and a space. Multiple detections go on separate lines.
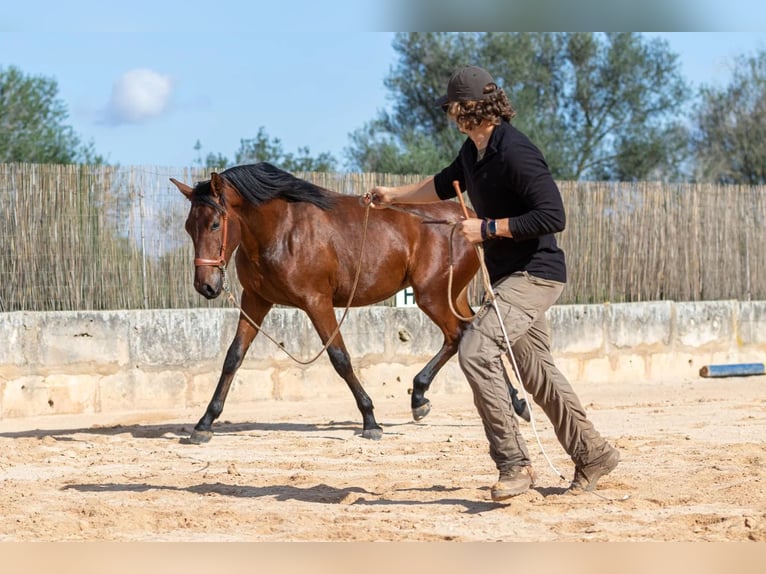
692, 50, 766, 185
194, 127, 337, 173
0, 66, 101, 164
234, 127, 337, 172
345, 33, 691, 181
193, 140, 228, 171
345, 33, 477, 175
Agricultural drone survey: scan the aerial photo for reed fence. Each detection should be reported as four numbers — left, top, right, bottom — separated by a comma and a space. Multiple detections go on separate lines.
1, 163, 763, 312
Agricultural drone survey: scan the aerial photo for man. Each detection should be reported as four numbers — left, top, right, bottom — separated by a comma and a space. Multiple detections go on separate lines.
369, 65, 619, 501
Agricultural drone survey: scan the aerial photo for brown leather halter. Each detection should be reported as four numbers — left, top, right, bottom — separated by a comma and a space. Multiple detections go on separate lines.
193, 210, 228, 269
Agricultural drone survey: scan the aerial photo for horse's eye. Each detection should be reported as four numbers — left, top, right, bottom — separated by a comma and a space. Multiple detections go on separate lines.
211, 220, 220, 231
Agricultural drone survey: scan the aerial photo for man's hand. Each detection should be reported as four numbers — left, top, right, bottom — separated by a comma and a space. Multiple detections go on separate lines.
458, 217, 484, 244
364, 186, 394, 209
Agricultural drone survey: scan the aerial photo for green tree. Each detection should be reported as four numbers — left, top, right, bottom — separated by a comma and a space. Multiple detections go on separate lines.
345, 33, 478, 174
0, 66, 102, 164
192, 127, 337, 172
193, 139, 228, 170
692, 50, 766, 184
346, 33, 690, 181
561, 33, 690, 181
235, 127, 337, 172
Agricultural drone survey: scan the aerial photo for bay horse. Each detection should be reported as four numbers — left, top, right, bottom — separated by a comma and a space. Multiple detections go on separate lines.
170, 162, 478, 442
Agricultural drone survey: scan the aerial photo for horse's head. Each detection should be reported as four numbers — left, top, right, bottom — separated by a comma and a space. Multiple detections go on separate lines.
170, 172, 240, 299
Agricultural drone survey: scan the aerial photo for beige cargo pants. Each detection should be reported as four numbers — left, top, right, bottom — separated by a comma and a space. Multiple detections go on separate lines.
458, 271, 610, 472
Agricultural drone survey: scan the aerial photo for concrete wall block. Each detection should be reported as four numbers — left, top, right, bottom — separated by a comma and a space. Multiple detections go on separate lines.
45, 374, 99, 415
549, 304, 606, 355
186, 367, 276, 411
229, 369, 277, 403
580, 357, 613, 383
738, 301, 766, 347
130, 309, 233, 367
607, 301, 673, 349
333, 362, 468, 415
187, 371, 218, 409
0, 312, 38, 367
2, 374, 98, 418
39, 311, 130, 367
275, 365, 341, 401
244, 308, 312, 363
387, 307, 444, 358
336, 308, 389, 357
99, 371, 138, 413
360, 359, 466, 400
100, 369, 186, 412
553, 356, 582, 383
607, 354, 648, 382
707, 350, 758, 368
359, 363, 420, 403
304, 363, 353, 400
676, 301, 736, 349
4, 301, 765, 421
651, 351, 740, 380
359, 363, 415, 393
3, 376, 43, 418
428, 361, 468, 396
649, 352, 718, 380
133, 370, 187, 411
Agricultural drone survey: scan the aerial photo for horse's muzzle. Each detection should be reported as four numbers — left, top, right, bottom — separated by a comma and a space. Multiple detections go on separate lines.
197, 282, 220, 300
194, 271, 222, 299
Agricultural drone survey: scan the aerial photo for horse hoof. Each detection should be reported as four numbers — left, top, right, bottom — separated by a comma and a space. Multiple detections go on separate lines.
362, 428, 383, 440
514, 399, 531, 423
412, 401, 432, 421
188, 429, 213, 444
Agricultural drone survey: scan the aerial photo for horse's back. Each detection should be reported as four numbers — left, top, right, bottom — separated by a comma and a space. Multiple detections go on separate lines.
325, 196, 477, 304
245, 194, 477, 308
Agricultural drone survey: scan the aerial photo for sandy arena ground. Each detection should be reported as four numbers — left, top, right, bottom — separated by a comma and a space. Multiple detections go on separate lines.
1, 376, 765, 542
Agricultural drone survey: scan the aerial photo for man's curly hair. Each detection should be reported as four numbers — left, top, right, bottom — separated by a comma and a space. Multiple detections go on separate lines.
447, 83, 516, 131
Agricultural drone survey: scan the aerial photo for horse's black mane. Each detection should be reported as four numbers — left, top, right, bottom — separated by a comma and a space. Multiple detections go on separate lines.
192, 162, 336, 210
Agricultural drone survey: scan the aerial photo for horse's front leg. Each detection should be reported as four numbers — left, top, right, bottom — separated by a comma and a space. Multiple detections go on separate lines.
188, 293, 272, 444
308, 306, 382, 440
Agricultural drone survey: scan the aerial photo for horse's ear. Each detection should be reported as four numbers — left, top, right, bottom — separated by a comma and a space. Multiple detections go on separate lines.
170, 178, 193, 200
210, 172, 224, 198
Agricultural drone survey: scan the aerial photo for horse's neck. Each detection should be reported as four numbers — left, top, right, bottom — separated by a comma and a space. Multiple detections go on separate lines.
236, 199, 294, 249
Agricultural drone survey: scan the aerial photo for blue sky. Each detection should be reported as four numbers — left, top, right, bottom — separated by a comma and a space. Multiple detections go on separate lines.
2, 2, 766, 169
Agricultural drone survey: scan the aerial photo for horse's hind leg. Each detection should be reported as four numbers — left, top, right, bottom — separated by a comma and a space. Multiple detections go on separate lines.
308, 305, 382, 440
410, 340, 460, 421
188, 294, 272, 444
410, 285, 472, 421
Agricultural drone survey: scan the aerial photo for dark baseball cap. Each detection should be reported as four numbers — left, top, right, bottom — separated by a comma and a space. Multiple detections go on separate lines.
434, 65, 496, 108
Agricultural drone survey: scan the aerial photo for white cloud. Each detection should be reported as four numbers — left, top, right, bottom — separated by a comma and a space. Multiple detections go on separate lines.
105, 69, 173, 125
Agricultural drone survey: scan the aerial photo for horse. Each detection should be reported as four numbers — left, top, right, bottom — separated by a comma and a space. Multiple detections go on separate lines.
170, 162, 479, 442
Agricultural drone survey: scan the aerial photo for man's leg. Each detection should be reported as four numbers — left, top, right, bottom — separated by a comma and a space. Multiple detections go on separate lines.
511, 310, 620, 492
458, 301, 531, 470
511, 313, 610, 465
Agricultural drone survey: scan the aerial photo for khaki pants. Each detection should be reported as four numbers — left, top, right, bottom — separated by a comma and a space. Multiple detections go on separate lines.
458, 271, 609, 472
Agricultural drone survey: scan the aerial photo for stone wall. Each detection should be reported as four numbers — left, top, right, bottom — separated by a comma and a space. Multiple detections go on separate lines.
1, 301, 764, 420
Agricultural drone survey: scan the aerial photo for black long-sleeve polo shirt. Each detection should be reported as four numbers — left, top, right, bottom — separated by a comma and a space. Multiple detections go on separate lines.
433, 120, 567, 285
